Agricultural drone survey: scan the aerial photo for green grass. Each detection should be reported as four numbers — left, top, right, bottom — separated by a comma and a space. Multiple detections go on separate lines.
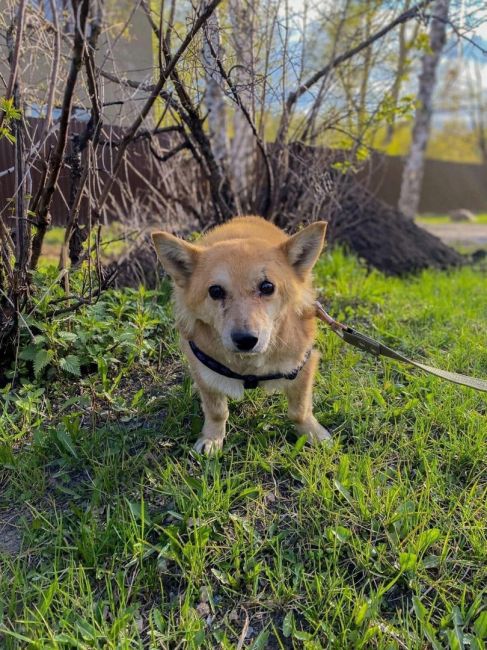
39, 225, 131, 269
1, 251, 486, 649
417, 213, 487, 224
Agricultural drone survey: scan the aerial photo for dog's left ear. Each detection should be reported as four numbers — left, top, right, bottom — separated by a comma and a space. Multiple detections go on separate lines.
282, 221, 327, 278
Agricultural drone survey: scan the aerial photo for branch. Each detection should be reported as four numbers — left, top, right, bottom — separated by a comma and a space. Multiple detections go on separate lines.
30, 0, 91, 269
94, 0, 224, 217
149, 139, 190, 163
60, 0, 104, 282
44, 0, 61, 130
428, 13, 487, 55
205, 36, 274, 215
0, 167, 15, 179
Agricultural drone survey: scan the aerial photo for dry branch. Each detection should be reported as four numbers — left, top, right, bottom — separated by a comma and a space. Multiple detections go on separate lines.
93, 0, 224, 219
30, 0, 91, 269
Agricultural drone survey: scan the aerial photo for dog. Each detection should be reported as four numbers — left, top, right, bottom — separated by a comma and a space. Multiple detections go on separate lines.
152, 216, 331, 453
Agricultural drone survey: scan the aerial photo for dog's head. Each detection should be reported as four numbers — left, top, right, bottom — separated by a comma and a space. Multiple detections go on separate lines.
152, 221, 327, 355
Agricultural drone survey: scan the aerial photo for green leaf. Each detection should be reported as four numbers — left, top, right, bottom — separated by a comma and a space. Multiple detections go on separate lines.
131, 388, 145, 407
58, 331, 78, 342
55, 427, 78, 458
333, 479, 353, 505
412, 596, 427, 620
18, 344, 39, 361
250, 627, 270, 649
412, 597, 442, 650
474, 611, 487, 639
74, 619, 96, 641
282, 611, 294, 638
0, 444, 15, 468
354, 601, 370, 627
327, 525, 352, 543
34, 348, 53, 377
450, 606, 464, 650
290, 434, 307, 458
293, 629, 312, 641
59, 354, 81, 376
211, 569, 230, 585
152, 608, 166, 633
399, 552, 417, 572
416, 528, 441, 553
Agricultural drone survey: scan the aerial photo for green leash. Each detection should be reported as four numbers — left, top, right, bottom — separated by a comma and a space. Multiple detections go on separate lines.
316, 302, 487, 393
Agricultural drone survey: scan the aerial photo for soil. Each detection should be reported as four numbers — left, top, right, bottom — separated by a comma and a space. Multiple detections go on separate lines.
270, 145, 463, 276
0, 507, 27, 555
326, 183, 463, 275
420, 223, 487, 249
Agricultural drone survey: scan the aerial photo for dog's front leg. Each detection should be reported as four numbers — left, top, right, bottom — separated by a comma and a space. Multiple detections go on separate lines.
193, 383, 229, 454
284, 349, 331, 444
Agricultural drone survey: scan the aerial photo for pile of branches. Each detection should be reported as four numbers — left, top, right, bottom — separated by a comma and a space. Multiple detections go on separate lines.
270, 144, 462, 275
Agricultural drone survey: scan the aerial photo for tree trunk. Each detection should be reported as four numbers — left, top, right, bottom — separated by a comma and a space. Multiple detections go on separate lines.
398, 0, 449, 220
229, 0, 256, 213
201, 8, 229, 172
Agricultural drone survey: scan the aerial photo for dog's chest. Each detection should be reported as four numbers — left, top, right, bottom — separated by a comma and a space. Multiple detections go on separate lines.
195, 363, 288, 399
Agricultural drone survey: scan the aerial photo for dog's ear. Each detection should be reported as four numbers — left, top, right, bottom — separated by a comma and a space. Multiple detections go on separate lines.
152, 231, 199, 285
282, 221, 327, 277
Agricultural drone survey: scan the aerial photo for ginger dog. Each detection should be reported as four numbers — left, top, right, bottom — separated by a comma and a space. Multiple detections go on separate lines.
152, 216, 331, 453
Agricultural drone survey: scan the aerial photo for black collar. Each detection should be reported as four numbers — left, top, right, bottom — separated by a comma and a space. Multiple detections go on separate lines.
188, 340, 311, 389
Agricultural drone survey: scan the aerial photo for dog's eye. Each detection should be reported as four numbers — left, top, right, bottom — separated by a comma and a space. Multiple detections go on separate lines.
259, 280, 275, 295
208, 285, 226, 300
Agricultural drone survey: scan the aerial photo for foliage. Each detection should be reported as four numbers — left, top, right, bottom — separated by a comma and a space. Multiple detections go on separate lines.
0, 97, 21, 143
0, 250, 486, 648
375, 119, 487, 163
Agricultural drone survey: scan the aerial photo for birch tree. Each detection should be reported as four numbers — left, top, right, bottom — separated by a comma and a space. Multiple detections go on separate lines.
201, 6, 229, 173
398, 0, 450, 219
228, 0, 256, 213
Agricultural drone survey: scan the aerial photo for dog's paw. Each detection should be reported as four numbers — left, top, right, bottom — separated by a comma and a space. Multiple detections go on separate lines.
296, 418, 332, 445
307, 425, 332, 445
193, 436, 224, 455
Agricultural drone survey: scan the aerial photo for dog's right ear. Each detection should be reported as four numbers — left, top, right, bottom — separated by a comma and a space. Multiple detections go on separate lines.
282, 221, 327, 279
152, 231, 199, 286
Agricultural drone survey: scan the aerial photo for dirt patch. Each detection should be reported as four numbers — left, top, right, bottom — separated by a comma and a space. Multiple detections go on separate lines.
270, 146, 463, 275
326, 184, 463, 275
0, 507, 29, 555
421, 223, 487, 248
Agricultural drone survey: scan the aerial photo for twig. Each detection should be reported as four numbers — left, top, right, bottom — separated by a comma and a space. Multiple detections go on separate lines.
149, 139, 189, 162
30, 0, 91, 269
93, 0, 224, 219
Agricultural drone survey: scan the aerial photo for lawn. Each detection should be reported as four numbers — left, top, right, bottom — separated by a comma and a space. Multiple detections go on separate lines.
417, 214, 487, 225
0, 251, 486, 649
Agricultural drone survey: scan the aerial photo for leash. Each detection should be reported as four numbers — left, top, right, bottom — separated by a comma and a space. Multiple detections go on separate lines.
315, 301, 487, 393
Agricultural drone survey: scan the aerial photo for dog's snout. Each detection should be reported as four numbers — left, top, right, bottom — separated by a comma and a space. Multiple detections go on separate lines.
231, 331, 259, 352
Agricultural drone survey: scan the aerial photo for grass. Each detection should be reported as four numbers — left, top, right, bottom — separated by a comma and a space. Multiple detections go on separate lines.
416, 213, 487, 225
39, 225, 132, 269
1, 250, 486, 648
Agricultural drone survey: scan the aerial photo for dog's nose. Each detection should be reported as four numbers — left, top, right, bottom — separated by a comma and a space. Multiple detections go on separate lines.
231, 331, 259, 351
